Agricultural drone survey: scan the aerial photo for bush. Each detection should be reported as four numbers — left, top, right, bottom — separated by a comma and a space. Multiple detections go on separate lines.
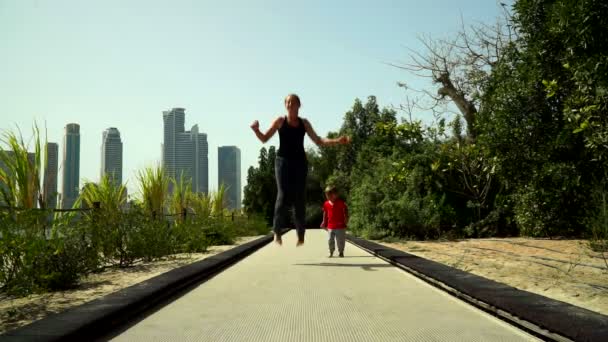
513, 163, 586, 237
585, 181, 608, 268
0, 201, 269, 297
171, 219, 208, 254
348, 155, 456, 240
0, 210, 99, 295
30, 236, 95, 291
235, 214, 270, 236
201, 218, 236, 245
126, 213, 174, 264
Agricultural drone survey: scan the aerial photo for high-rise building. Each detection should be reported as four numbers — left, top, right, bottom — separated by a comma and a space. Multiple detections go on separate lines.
162, 108, 208, 194
43, 142, 59, 209
190, 124, 208, 194
218, 146, 241, 210
101, 127, 123, 185
62, 123, 80, 209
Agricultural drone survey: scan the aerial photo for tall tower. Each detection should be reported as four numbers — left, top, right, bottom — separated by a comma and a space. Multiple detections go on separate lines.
101, 127, 123, 185
218, 146, 241, 210
62, 123, 80, 209
162, 108, 208, 194
190, 125, 208, 194
43, 142, 59, 209
162, 108, 185, 184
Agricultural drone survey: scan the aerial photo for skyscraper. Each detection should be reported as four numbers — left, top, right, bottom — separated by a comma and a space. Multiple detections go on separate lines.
218, 146, 241, 210
162, 108, 208, 194
62, 123, 80, 209
43, 142, 59, 209
101, 127, 123, 185
190, 125, 208, 194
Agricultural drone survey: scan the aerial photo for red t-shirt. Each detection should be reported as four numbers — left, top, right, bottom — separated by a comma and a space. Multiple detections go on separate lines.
323, 199, 348, 229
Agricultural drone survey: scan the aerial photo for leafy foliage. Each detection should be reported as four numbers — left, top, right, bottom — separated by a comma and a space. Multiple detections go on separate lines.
243, 146, 277, 225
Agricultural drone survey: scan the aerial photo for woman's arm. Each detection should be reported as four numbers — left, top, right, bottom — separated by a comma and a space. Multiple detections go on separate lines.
251, 117, 283, 143
302, 118, 350, 147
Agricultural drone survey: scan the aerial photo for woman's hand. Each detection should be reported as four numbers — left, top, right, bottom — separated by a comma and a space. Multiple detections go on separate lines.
252, 117, 282, 143
338, 136, 351, 144
250, 120, 260, 132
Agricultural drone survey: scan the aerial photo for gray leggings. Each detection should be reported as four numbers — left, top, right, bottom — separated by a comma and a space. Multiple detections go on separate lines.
273, 156, 308, 240
328, 229, 346, 253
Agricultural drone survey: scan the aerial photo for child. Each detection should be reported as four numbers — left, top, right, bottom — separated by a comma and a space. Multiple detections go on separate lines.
320, 185, 348, 257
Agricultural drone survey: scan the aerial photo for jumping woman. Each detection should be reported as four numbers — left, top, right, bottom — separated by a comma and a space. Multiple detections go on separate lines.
251, 94, 350, 246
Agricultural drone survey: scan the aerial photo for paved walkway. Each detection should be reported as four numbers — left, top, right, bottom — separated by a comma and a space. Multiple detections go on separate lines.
112, 230, 539, 341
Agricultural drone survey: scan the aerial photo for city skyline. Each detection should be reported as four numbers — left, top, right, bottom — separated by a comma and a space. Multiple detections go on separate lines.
0, 115, 244, 205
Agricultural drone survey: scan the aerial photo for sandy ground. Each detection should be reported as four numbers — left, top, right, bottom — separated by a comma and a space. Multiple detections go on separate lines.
0, 235, 264, 334
377, 238, 608, 316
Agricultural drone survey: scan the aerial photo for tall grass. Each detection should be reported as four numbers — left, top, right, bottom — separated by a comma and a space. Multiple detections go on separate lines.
212, 183, 228, 217
79, 174, 127, 211
189, 191, 212, 218
169, 172, 191, 222
137, 165, 168, 218
0, 124, 44, 210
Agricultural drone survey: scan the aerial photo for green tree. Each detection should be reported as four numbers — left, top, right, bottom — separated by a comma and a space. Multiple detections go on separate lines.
327, 96, 398, 196
243, 146, 277, 225
476, 0, 608, 236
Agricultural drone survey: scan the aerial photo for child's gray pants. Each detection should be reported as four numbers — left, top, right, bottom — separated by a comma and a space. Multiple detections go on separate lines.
328, 229, 346, 254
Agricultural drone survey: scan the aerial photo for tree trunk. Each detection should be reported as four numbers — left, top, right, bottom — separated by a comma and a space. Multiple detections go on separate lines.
437, 73, 478, 140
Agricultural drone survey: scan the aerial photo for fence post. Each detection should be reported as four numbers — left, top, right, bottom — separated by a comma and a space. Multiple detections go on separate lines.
232, 212, 234, 222
182, 208, 187, 220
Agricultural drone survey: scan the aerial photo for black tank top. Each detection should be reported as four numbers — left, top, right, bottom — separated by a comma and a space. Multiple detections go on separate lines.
277, 116, 306, 160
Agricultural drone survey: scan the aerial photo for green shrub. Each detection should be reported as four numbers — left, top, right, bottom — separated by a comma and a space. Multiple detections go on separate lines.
585, 181, 608, 268
0, 210, 99, 295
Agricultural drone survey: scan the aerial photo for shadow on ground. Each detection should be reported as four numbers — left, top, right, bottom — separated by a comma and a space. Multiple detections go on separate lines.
293, 262, 392, 271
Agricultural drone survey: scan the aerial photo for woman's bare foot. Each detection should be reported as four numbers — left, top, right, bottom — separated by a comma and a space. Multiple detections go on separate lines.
274, 233, 282, 245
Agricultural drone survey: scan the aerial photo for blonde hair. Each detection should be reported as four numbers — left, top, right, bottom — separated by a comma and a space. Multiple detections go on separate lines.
324, 185, 337, 194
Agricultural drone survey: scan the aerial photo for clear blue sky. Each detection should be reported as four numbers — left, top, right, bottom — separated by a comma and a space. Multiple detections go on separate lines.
0, 0, 509, 198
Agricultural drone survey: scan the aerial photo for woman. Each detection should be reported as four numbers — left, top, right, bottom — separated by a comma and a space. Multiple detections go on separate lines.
251, 94, 350, 246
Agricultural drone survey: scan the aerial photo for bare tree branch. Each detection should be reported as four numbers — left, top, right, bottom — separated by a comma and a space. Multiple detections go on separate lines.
393, 5, 515, 141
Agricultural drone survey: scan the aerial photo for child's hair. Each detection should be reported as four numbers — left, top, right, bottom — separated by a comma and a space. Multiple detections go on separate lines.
285, 93, 301, 108
324, 185, 337, 194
